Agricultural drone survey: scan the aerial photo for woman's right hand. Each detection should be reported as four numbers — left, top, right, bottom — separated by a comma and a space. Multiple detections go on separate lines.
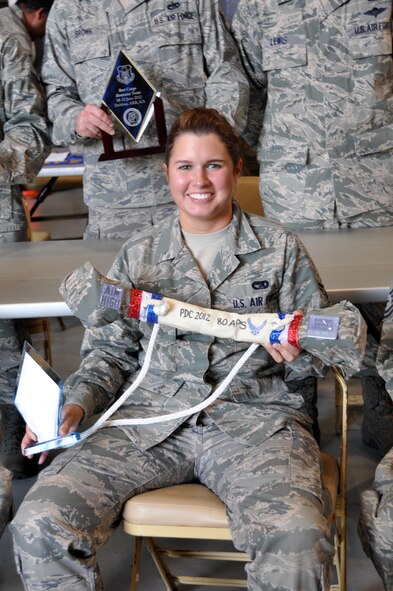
22, 404, 84, 465
58, 404, 85, 436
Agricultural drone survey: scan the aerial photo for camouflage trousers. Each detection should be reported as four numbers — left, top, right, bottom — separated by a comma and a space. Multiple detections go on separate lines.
84, 202, 176, 240
356, 302, 385, 374
0, 319, 25, 405
0, 224, 29, 405
358, 448, 393, 590
10, 417, 334, 590
0, 465, 12, 538
354, 303, 393, 456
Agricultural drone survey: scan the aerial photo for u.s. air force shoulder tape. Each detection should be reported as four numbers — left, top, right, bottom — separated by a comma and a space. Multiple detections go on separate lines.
59, 262, 367, 374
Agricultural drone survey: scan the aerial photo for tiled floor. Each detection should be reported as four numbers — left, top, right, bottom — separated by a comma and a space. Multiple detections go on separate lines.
0, 185, 386, 590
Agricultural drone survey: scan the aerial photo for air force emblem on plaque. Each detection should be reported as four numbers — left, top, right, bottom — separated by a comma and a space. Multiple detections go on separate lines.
116, 64, 135, 85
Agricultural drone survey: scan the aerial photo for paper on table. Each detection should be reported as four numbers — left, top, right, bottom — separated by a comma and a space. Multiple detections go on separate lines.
44, 151, 69, 164
14, 343, 62, 443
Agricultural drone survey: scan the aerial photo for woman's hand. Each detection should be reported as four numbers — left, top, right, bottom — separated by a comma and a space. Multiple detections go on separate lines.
263, 310, 303, 363
21, 424, 41, 460
58, 404, 84, 436
22, 404, 84, 465
264, 341, 301, 364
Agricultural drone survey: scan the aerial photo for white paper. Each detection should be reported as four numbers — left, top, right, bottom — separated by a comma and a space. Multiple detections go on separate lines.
44, 151, 69, 164
15, 350, 61, 442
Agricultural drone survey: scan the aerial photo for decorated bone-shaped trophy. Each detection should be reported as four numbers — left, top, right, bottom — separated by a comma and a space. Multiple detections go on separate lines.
60, 262, 367, 376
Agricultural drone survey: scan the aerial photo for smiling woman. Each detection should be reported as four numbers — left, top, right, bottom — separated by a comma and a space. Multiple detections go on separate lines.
162, 109, 242, 233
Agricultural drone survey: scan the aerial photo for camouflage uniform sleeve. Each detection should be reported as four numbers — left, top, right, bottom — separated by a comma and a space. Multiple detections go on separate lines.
359, 280, 393, 590
41, 4, 85, 147
377, 279, 393, 397
199, 0, 249, 134
279, 232, 331, 379
358, 447, 393, 589
0, 33, 50, 183
277, 232, 366, 377
230, 0, 267, 147
62, 245, 143, 420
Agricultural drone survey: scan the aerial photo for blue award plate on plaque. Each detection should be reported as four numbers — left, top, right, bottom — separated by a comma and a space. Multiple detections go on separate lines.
102, 50, 157, 143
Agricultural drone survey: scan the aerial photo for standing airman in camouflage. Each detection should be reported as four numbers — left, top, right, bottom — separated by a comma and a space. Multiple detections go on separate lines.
231, 0, 393, 229
231, 0, 393, 452
10, 108, 366, 590
0, 0, 52, 490
41, 0, 249, 240
359, 279, 393, 590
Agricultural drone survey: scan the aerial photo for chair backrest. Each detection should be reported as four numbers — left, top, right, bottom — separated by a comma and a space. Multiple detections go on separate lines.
233, 176, 264, 216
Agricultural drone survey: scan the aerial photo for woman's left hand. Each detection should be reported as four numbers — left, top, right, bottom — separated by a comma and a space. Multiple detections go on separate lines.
264, 341, 301, 363
263, 310, 303, 363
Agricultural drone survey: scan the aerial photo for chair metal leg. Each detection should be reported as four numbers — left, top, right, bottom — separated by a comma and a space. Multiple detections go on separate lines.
145, 537, 177, 591
332, 367, 348, 591
130, 536, 142, 591
43, 318, 53, 366
26, 317, 53, 365
58, 317, 66, 331
335, 376, 343, 434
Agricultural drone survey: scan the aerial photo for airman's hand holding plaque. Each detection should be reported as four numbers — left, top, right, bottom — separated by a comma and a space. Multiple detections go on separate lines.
99, 50, 167, 161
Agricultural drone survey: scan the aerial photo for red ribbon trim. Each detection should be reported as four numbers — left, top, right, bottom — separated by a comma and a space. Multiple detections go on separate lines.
288, 315, 302, 348
128, 289, 143, 319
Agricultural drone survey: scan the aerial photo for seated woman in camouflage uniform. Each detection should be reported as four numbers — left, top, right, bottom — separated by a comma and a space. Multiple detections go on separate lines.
11, 107, 363, 591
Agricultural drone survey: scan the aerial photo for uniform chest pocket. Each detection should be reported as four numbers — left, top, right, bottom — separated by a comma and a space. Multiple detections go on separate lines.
261, 15, 307, 71
149, 1, 204, 86
150, 0, 202, 43
69, 31, 111, 102
347, 4, 392, 59
70, 31, 110, 65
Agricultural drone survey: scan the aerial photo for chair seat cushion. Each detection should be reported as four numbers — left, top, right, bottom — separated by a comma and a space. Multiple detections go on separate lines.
123, 454, 339, 528
123, 484, 229, 528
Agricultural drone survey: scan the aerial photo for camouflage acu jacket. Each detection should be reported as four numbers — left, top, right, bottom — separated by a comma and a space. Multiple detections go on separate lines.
377, 279, 393, 396
62, 203, 337, 450
232, 0, 393, 225
42, 0, 249, 213
0, 5, 50, 234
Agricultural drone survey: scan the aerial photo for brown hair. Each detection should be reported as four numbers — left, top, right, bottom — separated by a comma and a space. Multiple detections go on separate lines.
165, 107, 241, 168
